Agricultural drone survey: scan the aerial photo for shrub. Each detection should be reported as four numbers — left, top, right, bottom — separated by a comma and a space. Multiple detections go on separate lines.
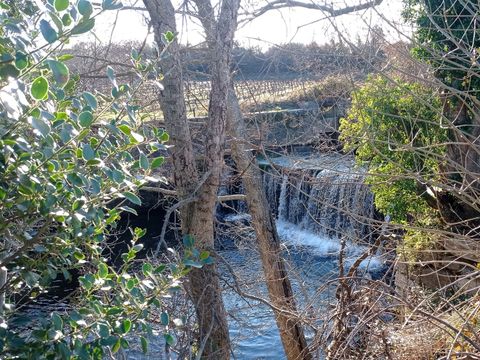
340, 75, 446, 223
0, 1, 206, 357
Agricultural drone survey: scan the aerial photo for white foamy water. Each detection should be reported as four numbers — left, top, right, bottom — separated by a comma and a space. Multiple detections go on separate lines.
276, 220, 384, 271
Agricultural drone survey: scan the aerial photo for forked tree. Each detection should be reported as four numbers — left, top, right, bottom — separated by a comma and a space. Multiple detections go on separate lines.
142, 0, 383, 358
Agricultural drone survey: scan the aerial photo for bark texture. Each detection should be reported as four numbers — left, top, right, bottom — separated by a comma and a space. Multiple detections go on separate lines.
143, 0, 230, 358
227, 89, 311, 360
181, 0, 311, 355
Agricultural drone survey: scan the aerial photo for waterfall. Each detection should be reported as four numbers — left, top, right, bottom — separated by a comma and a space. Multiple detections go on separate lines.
262, 154, 375, 244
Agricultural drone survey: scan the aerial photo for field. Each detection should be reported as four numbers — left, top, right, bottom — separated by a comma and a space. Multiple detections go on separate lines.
98, 79, 320, 121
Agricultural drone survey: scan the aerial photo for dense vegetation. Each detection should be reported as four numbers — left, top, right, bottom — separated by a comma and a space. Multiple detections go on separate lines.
340, 76, 446, 223
0, 1, 211, 357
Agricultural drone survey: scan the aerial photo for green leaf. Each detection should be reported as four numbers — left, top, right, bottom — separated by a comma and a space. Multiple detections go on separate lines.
134, 227, 146, 238
154, 264, 166, 273
119, 206, 137, 215
120, 319, 131, 334
78, 111, 94, 127
139, 152, 149, 170
142, 263, 153, 275
57, 342, 71, 359
71, 199, 83, 211
159, 131, 169, 142
15, 51, 28, 70
54, 0, 69, 11
82, 143, 95, 160
130, 131, 144, 143
48, 60, 69, 87
79, 276, 93, 290
132, 244, 143, 252
52, 312, 63, 331
82, 91, 97, 109
71, 18, 95, 35
30, 117, 51, 137
40, 20, 58, 43
74, 251, 85, 261
86, 159, 101, 166
112, 338, 121, 353
31, 76, 49, 100
164, 31, 175, 43
126, 278, 135, 290
151, 156, 164, 169
160, 312, 169, 326
78, 0, 93, 17
54, 0, 70, 11
98, 263, 108, 278
106, 307, 123, 316
118, 124, 131, 136
49, 11, 64, 32
67, 173, 84, 186
102, 0, 123, 10
164, 333, 176, 346
98, 324, 110, 338
57, 54, 74, 62
140, 336, 148, 354
122, 192, 141, 205
61, 13, 72, 26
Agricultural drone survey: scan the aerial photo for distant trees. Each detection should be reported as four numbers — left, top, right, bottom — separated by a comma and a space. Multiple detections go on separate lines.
67, 39, 387, 86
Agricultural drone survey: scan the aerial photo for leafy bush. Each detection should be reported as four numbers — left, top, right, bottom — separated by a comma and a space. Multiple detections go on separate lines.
340, 76, 447, 223
0, 1, 205, 357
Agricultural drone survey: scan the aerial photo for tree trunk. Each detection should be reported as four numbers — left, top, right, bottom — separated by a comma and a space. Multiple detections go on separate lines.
194, 0, 311, 350
227, 88, 311, 360
143, 1, 230, 358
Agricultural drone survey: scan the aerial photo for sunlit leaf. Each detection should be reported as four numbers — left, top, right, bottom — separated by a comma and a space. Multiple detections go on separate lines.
71, 18, 95, 35
30, 76, 49, 100
82, 143, 95, 160
78, 111, 93, 127
30, 117, 50, 137
102, 0, 123, 10
122, 191, 141, 205
40, 20, 58, 43
47, 60, 69, 87
151, 156, 164, 169
82, 91, 97, 109
54, 0, 69, 11
78, 0, 93, 17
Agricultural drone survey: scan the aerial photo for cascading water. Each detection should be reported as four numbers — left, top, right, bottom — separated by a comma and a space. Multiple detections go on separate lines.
262, 153, 376, 244
218, 152, 383, 359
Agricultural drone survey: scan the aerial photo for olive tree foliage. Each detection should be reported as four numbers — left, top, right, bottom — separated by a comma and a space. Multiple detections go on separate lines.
0, 1, 207, 357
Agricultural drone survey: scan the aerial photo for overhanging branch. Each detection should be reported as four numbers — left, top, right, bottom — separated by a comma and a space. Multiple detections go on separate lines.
142, 186, 246, 202
246, 0, 383, 22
